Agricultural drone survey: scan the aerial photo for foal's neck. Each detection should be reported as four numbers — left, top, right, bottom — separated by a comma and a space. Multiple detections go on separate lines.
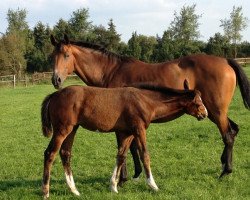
72, 45, 121, 87
152, 94, 191, 122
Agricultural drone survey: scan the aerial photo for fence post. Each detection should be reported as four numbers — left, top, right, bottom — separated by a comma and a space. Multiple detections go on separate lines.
13, 75, 16, 89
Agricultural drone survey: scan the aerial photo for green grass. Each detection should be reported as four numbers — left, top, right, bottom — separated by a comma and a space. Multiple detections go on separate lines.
0, 70, 250, 200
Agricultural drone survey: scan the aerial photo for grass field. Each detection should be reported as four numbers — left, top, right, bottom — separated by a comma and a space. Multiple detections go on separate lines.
0, 69, 250, 200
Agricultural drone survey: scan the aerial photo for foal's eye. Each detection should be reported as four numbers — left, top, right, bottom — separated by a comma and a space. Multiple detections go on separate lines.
64, 54, 70, 58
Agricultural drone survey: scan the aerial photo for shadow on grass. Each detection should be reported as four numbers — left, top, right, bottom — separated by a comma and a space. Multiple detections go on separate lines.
0, 176, 111, 196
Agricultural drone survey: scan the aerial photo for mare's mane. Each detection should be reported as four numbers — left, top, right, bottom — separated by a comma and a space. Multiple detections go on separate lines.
59, 40, 133, 62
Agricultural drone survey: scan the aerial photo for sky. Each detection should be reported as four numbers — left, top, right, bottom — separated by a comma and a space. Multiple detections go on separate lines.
0, 0, 249, 42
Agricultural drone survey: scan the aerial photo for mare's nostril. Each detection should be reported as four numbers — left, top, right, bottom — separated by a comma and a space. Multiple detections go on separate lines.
57, 77, 61, 84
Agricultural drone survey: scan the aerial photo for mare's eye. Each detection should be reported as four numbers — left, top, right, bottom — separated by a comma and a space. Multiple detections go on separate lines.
64, 54, 70, 58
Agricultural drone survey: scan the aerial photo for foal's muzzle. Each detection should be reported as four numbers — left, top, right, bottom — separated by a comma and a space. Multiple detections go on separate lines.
52, 74, 63, 89
197, 112, 208, 121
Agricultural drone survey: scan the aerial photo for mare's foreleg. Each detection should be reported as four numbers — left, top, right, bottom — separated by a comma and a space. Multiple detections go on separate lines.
111, 132, 134, 193
118, 139, 142, 186
42, 134, 67, 199
59, 125, 80, 196
133, 126, 158, 191
130, 139, 143, 179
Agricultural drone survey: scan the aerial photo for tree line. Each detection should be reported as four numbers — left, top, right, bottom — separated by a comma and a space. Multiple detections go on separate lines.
0, 4, 249, 79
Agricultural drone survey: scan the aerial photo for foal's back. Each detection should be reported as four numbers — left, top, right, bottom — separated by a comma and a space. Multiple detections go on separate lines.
49, 85, 154, 132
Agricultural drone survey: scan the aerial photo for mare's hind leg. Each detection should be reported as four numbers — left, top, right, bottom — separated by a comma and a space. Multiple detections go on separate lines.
42, 132, 69, 199
219, 118, 239, 177
110, 132, 134, 193
209, 113, 239, 178
59, 125, 80, 196
133, 126, 158, 191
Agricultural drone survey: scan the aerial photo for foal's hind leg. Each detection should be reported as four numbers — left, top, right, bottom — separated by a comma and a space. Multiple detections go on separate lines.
133, 126, 158, 191
42, 133, 68, 199
118, 138, 142, 186
59, 125, 80, 196
111, 132, 134, 193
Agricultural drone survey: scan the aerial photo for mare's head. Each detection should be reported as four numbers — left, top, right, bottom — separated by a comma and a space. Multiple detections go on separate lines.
50, 34, 75, 89
185, 90, 208, 120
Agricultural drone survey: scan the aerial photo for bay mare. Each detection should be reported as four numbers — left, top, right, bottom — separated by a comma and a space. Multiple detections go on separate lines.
50, 35, 250, 182
41, 84, 207, 198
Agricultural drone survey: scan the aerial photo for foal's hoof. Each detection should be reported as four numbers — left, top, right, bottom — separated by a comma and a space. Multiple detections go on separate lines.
110, 184, 119, 193
147, 178, 159, 191
71, 188, 80, 196
118, 178, 128, 187
43, 193, 49, 200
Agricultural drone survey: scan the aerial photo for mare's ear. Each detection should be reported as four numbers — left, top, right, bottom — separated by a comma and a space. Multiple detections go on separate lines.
184, 79, 189, 90
64, 34, 70, 45
50, 35, 57, 46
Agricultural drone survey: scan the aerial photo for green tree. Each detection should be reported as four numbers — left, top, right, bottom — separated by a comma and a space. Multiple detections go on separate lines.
106, 19, 121, 52
127, 32, 141, 59
0, 34, 26, 76
26, 22, 53, 72
168, 4, 202, 57
237, 41, 250, 57
1, 8, 31, 78
153, 31, 175, 62
68, 8, 92, 40
220, 6, 248, 58
137, 35, 157, 62
205, 33, 231, 57
53, 18, 70, 39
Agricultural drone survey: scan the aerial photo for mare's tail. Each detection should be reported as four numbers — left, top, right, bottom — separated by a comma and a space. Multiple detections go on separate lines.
41, 93, 56, 137
227, 58, 250, 109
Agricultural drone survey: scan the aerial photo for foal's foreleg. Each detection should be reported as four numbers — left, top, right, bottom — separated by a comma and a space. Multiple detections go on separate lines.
134, 127, 158, 191
59, 125, 80, 196
110, 132, 134, 193
42, 134, 67, 199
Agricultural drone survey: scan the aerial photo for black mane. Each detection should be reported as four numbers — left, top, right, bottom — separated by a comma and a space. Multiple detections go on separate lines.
63, 40, 133, 62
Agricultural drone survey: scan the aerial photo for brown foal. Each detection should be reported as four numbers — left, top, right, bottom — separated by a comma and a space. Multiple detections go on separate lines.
41, 84, 207, 198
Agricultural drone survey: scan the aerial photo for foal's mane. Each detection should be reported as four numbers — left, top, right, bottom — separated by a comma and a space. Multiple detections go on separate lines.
132, 83, 196, 97
64, 40, 133, 62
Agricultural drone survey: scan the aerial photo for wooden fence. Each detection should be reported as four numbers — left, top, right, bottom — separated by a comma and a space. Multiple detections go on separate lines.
234, 57, 250, 67
0, 72, 77, 88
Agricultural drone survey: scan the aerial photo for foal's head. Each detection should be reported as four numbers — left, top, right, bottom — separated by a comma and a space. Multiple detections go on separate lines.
185, 90, 208, 120
50, 34, 75, 89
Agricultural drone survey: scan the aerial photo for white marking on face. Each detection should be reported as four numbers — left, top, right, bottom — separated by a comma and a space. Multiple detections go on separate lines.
198, 96, 208, 117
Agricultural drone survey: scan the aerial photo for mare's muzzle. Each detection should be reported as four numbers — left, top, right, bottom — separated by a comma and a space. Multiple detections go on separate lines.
52, 74, 63, 89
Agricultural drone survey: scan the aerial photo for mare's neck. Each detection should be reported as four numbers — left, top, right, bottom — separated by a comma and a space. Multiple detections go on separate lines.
72, 45, 120, 87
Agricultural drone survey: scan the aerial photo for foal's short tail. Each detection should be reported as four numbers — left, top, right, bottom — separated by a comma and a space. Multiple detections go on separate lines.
41, 93, 55, 137
228, 58, 250, 109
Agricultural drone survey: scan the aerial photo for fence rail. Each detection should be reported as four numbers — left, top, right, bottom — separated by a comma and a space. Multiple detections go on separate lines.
0, 72, 77, 88
235, 57, 250, 66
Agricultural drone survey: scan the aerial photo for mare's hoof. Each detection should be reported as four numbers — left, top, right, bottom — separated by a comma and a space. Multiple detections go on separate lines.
219, 169, 232, 178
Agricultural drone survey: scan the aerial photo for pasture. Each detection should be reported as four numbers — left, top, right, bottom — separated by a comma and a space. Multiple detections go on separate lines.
0, 68, 250, 200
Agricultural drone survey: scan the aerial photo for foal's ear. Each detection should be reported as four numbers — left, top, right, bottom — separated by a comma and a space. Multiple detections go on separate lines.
50, 34, 57, 46
64, 34, 70, 45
